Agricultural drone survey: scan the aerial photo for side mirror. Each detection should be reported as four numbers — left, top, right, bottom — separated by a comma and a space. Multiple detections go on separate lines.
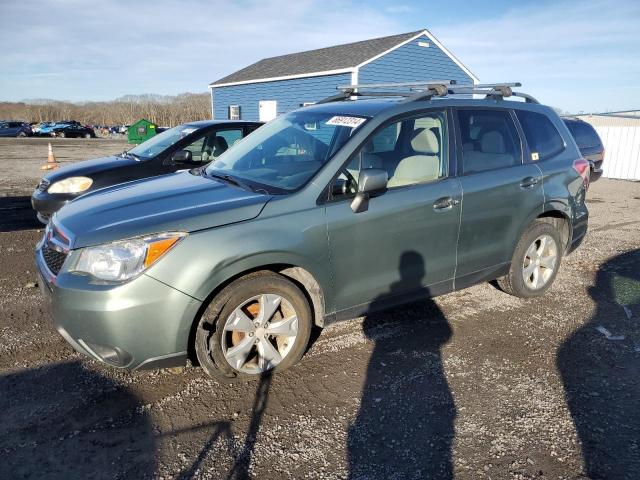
171, 150, 193, 164
351, 168, 388, 213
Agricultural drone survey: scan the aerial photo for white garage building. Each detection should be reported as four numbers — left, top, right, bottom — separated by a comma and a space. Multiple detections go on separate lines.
576, 110, 640, 181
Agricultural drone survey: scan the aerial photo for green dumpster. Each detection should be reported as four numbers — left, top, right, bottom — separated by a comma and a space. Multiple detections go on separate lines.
127, 119, 157, 144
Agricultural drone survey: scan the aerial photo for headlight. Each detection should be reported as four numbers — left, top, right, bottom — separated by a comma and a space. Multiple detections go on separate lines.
72, 232, 186, 282
48, 176, 93, 194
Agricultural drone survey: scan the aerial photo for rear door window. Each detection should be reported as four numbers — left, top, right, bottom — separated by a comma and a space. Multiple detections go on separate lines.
516, 110, 565, 161
457, 109, 522, 174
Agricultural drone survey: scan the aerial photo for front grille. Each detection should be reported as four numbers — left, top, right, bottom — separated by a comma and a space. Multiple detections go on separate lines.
42, 244, 67, 275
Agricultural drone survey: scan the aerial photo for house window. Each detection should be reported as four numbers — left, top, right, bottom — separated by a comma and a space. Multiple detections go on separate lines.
228, 105, 241, 120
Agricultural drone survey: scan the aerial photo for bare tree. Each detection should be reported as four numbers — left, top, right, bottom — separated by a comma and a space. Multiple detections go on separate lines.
0, 93, 211, 127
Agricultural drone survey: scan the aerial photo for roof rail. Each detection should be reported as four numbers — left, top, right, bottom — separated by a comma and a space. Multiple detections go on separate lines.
450, 83, 539, 104
316, 80, 456, 104
316, 80, 540, 104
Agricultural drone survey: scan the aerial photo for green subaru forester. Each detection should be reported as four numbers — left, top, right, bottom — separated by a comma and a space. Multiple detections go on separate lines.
36, 82, 589, 379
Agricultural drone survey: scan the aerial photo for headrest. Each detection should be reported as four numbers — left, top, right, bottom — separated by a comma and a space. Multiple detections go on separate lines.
361, 141, 374, 153
391, 155, 440, 183
481, 131, 506, 154
411, 128, 439, 154
213, 136, 228, 150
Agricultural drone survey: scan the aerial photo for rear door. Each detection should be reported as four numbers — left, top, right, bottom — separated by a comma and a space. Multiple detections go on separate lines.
455, 108, 544, 283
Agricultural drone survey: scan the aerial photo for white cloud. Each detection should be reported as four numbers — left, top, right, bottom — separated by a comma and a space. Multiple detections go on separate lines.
0, 0, 403, 101
1, 0, 638, 112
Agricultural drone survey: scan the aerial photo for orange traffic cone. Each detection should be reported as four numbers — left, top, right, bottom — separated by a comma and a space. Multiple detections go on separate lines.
40, 142, 58, 170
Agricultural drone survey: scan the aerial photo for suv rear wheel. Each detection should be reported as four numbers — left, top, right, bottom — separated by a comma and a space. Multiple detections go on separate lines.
497, 220, 562, 298
195, 272, 312, 380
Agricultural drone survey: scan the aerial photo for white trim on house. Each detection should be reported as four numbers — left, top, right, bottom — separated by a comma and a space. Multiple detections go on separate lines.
210, 68, 356, 88
351, 69, 359, 86
422, 30, 480, 84
356, 30, 479, 84
209, 30, 479, 89
355, 31, 425, 69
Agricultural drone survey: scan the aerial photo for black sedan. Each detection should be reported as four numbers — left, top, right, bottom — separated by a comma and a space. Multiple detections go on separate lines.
50, 124, 96, 138
31, 120, 262, 223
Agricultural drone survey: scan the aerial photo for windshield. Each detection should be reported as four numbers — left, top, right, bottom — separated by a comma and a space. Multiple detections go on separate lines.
128, 124, 200, 159
204, 111, 368, 192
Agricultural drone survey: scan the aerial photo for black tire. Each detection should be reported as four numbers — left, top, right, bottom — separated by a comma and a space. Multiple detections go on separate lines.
17, 131, 26, 137
59, 132, 65, 138
195, 271, 312, 380
84, 133, 91, 139
497, 220, 563, 298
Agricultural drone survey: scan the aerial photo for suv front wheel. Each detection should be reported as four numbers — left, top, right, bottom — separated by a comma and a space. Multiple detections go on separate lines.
195, 272, 312, 380
497, 220, 562, 298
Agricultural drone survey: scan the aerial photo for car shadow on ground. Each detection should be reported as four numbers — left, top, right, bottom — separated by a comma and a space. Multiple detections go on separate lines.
348, 251, 456, 479
0, 360, 156, 479
557, 249, 640, 478
0, 196, 41, 232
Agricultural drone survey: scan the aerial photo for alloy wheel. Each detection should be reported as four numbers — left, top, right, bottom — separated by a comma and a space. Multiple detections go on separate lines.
522, 234, 558, 290
221, 293, 298, 374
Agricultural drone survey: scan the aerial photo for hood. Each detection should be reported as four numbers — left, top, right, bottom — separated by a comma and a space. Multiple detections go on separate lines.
55, 171, 272, 248
45, 155, 137, 182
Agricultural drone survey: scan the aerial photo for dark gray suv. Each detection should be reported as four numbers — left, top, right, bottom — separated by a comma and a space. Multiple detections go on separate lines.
35, 82, 589, 380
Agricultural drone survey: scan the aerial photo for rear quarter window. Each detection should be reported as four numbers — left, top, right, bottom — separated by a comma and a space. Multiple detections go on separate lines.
516, 110, 565, 161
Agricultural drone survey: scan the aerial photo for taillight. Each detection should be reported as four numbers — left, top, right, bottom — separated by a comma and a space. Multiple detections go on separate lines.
573, 158, 590, 189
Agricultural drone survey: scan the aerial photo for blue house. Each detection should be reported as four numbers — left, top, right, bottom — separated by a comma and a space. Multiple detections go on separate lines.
209, 30, 479, 122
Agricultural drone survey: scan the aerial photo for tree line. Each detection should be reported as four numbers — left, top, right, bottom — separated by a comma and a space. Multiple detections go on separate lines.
0, 92, 211, 127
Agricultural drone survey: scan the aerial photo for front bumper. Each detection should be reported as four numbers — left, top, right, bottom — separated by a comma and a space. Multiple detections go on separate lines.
31, 190, 73, 224
35, 244, 202, 370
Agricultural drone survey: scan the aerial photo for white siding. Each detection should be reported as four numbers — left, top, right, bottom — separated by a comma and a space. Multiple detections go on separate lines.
577, 115, 640, 181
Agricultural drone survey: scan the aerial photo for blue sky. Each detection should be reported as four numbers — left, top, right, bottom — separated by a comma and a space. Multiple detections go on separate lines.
1, 0, 638, 113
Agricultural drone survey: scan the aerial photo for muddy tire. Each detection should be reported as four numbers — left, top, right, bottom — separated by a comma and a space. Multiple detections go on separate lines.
195, 272, 312, 381
497, 220, 562, 298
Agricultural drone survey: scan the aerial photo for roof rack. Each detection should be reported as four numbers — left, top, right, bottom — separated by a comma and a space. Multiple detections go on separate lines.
316, 81, 539, 104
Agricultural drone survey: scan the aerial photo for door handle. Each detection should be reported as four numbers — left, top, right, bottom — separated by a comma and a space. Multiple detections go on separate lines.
520, 176, 540, 188
433, 197, 459, 211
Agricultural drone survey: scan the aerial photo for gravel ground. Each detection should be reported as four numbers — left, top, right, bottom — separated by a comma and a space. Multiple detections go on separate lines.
1, 138, 639, 479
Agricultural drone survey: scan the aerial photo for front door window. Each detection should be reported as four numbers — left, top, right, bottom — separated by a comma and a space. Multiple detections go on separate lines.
183, 128, 244, 163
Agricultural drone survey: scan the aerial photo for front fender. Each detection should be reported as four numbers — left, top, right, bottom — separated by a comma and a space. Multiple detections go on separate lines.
146, 205, 332, 314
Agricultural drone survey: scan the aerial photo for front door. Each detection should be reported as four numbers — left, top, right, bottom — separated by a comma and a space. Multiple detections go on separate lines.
454, 108, 544, 280
259, 100, 277, 122
326, 109, 461, 314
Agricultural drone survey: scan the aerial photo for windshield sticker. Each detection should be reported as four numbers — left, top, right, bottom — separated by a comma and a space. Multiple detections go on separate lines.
325, 116, 366, 128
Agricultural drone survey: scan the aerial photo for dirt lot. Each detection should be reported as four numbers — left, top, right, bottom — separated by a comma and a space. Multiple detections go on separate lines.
1, 138, 639, 479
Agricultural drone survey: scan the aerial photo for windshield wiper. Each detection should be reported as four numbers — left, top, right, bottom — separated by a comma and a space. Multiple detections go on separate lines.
206, 171, 252, 191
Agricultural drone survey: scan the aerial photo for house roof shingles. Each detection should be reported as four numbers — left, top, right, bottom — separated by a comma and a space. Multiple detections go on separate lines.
211, 30, 423, 86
